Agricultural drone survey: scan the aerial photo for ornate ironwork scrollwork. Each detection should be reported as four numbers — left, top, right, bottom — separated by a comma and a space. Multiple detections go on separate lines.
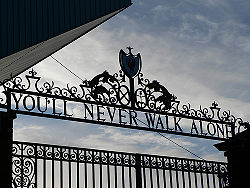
0, 48, 247, 139
12, 157, 35, 188
12, 143, 35, 188
12, 141, 229, 188
135, 80, 177, 111
1, 68, 241, 124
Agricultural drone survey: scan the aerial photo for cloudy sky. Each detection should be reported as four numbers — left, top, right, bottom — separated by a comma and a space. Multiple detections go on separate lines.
13, 0, 250, 162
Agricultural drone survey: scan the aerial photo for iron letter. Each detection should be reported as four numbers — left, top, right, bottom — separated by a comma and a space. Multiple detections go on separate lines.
190, 120, 199, 134
145, 113, 156, 128
207, 122, 216, 136
52, 98, 62, 116
174, 117, 183, 132
165, 115, 173, 131
23, 95, 35, 111
84, 103, 94, 120
119, 108, 127, 125
63, 100, 73, 117
11, 93, 23, 110
37, 96, 49, 113
156, 115, 164, 129
216, 123, 225, 138
106, 107, 116, 123
129, 110, 138, 126
97, 105, 105, 122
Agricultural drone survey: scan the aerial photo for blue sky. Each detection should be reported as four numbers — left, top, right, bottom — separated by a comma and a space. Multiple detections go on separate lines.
12, 0, 250, 162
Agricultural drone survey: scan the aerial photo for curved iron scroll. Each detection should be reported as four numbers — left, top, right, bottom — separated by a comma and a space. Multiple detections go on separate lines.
0, 68, 246, 133
12, 141, 229, 188
0, 47, 248, 140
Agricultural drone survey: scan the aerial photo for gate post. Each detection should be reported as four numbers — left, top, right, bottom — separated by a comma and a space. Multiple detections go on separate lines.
0, 111, 16, 187
215, 129, 250, 188
135, 154, 142, 188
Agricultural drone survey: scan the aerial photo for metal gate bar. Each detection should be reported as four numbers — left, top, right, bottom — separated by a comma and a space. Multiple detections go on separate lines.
12, 141, 228, 188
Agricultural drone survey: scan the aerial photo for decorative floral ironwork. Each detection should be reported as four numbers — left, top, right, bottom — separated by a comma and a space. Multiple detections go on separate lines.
141, 154, 224, 174
0, 48, 246, 142
12, 142, 136, 167
219, 164, 230, 188
135, 79, 177, 111
12, 141, 228, 188
12, 143, 35, 188
0, 67, 245, 137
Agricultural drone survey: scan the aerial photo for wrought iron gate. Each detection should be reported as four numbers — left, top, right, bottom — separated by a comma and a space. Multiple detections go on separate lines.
0, 48, 241, 187
12, 141, 228, 188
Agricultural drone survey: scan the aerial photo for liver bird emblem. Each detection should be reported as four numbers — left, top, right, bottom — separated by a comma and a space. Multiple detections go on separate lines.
119, 47, 142, 78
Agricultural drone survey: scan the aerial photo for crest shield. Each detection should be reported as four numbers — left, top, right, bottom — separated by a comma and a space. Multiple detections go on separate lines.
119, 48, 142, 78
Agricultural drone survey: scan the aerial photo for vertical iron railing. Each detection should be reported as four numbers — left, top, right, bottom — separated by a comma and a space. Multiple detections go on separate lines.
12, 141, 228, 188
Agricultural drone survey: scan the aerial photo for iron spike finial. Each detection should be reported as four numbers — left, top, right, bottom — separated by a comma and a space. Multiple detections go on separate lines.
127, 46, 133, 54
212, 101, 218, 108
29, 69, 37, 77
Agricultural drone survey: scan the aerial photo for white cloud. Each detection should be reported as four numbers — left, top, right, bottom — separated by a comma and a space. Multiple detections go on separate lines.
12, 0, 250, 163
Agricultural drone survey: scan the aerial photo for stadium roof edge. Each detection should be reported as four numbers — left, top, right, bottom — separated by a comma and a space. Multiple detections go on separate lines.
0, 0, 132, 83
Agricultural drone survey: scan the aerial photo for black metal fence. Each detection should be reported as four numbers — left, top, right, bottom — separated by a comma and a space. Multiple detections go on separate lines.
12, 141, 228, 188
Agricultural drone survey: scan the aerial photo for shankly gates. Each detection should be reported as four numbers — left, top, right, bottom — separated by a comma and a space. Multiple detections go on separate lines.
0, 48, 246, 141
0, 48, 248, 187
